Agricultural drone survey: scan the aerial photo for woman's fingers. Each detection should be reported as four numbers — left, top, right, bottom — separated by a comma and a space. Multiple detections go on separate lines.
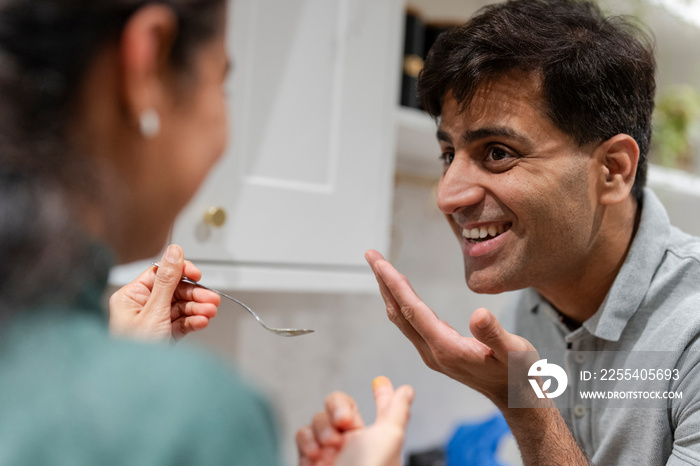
324, 391, 364, 431
311, 410, 343, 447
296, 425, 321, 463
297, 392, 361, 465
297, 381, 414, 466
147, 244, 184, 310
182, 260, 201, 282
172, 315, 210, 339
372, 375, 395, 418
373, 376, 415, 428
170, 300, 218, 320
173, 283, 221, 307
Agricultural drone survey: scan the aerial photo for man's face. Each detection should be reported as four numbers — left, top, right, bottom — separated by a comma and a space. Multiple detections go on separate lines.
437, 72, 601, 294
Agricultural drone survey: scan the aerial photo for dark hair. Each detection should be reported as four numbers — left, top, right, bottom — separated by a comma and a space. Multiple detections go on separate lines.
0, 0, 225, 314
418, 0, 656, 201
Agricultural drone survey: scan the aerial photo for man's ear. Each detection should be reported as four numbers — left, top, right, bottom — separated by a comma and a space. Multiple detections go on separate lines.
595, 134, 639, 205
119, 4, 178, 124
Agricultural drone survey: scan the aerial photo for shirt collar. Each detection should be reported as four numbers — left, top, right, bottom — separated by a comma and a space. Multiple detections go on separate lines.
528, 188, 670, 341
582, 188, 670, 340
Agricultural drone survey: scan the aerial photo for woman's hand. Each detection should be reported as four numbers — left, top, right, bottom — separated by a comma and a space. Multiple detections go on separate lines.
297, 376, 415, 466
109, 244, 220, 342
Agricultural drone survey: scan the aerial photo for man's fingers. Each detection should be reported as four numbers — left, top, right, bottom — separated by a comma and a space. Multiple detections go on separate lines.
364, 249, 386, 266
469, 307, 510, 359
373, 376, 414, 429
374, 259, 442, 342
365, 251, 399, 315
374, 268, 420, 339
365, 252, 431, 347
324, 391, 364, 431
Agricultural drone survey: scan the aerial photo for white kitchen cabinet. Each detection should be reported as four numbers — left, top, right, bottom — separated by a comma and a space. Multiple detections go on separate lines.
111, 0, 404, 292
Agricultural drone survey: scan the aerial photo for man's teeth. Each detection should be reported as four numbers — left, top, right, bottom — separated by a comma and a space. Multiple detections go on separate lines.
462, 224, 510, 241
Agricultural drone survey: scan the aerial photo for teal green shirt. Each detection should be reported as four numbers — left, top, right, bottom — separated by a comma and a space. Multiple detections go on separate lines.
0, 254, 280, 465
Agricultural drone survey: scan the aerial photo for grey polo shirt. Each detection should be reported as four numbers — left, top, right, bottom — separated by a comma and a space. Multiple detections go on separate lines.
506, 188, 700, 465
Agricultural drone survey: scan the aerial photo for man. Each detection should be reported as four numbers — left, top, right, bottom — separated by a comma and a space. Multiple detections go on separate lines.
299, 0, 700, 464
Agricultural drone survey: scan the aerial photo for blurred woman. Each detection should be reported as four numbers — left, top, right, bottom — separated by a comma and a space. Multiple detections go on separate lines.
0, 0, 412, 464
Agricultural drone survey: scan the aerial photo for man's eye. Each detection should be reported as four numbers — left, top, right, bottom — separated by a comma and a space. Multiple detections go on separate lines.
440, 152, 455, 166
488, 147, 510, 161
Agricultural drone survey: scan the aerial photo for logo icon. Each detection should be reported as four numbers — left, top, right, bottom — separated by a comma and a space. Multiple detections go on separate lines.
528, 359, 568, 399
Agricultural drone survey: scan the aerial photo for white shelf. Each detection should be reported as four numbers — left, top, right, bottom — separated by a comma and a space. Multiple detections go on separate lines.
647, 163, 700, 196
647, 165, 700, 236
109, 260, 377, 294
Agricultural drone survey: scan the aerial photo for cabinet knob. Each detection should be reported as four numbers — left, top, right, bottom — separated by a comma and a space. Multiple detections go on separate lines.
203, 206, 227, 227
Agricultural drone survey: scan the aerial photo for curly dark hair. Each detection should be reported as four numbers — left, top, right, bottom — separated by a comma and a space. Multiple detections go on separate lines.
418, 0, 656, 201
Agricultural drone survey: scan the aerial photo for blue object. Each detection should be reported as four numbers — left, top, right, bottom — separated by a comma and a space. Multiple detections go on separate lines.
446, 411, 512, 466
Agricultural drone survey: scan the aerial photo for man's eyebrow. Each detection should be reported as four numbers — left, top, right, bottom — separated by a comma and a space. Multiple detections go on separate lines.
436, 126, 531, 146
461, 127, 529, 145
436, 128, 452, 143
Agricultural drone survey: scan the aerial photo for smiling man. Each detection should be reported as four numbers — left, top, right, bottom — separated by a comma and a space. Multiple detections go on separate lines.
360, 0, 700, 464
435, 76, 637, 304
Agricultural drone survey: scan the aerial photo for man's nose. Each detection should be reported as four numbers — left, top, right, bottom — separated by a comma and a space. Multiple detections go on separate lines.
436, 157, 486, 215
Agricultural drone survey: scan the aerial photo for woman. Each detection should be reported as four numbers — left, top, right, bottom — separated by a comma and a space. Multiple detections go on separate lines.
0, 0, 412, 464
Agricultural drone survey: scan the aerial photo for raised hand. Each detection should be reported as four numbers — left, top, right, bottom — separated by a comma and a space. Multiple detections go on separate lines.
297, 376, 414, 466
365, 249, 536, 408
109, 244, 220, 342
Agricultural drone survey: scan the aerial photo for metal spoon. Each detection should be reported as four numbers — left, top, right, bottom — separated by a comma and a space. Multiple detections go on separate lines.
152, 263, 314, 337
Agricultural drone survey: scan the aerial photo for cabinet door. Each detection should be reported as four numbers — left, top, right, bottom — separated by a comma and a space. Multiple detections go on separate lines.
170, 0, 402, 291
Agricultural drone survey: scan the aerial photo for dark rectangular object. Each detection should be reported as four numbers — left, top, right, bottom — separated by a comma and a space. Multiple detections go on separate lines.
407, 446, 446, 466
400, 9, 425, 109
